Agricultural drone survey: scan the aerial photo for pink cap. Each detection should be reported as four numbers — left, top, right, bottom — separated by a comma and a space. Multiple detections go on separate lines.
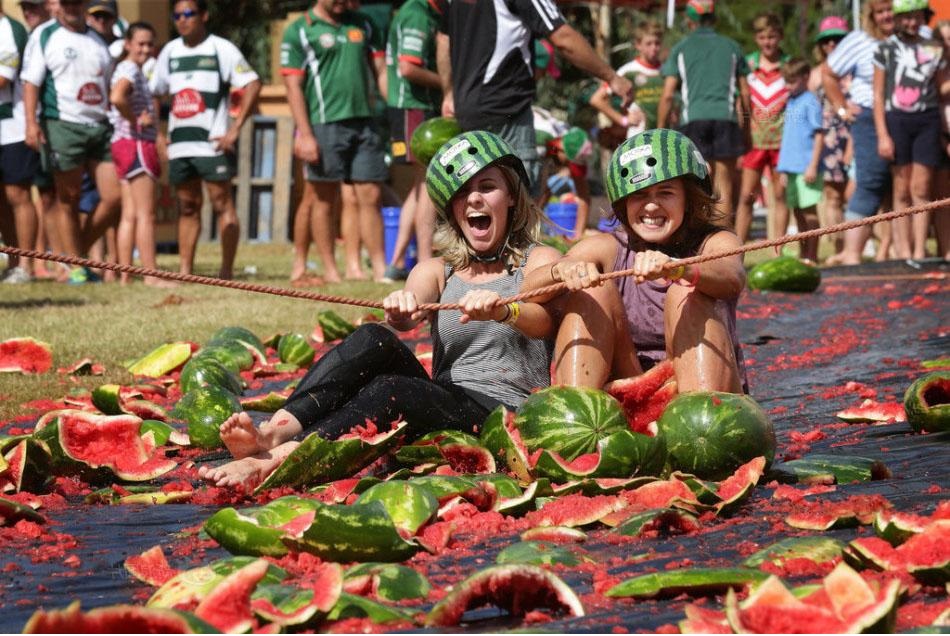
817, 16, 849, 40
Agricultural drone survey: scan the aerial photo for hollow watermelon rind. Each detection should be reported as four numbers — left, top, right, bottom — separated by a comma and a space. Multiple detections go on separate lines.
480, 406, 532, 482
425, 564, 584, 626
194, 558, 270, 633
127, 342, 192, 378
531, 427, 666, 481
607, 567, 769, 598
277, 332, 316, 368
354, 481, 439, 535
903, 371, 950, 433
204, 496, 323, 557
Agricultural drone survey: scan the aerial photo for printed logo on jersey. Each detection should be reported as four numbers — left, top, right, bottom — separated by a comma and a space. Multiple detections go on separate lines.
77, 83, 104, 105
347, 29, 364, 43
197, 57, 217, 70
319, 33, 335, 49
171, 88, 206, 119
65, 47, 78, 60
0, 52, 19, 69
171, 59, 180, 70
235, 59, 253, 74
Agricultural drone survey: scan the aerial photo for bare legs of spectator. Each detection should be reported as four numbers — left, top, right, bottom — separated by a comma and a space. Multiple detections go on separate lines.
310, 180, 343, 283
117, 174, 173, 287
889, 163, 932, 260
340, 181, 386, 282
290, 181, 322, 286
710, 159, 737, 226
934, 166, 950, 260
388, 167, 435, 275
735, 166, 787, 244
2, 183, 39, 279
33, 187, 64, 280
176, 179, 239, 280
819, 181, 847, 263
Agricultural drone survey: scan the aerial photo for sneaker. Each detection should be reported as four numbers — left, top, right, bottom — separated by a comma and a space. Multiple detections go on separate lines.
1, 266, 32, 284
67, 267, 101, 285
383, 265, 410, 281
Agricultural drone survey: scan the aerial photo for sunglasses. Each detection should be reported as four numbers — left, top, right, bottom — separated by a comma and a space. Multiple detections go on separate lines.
89, 11, 116, 20
173, 9, 199, 20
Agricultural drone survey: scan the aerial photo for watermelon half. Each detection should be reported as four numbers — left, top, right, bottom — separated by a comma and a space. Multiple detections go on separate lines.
0, 337, 52, 374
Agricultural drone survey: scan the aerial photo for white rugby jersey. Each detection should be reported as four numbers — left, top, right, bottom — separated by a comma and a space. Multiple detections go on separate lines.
150, 34, 258, 160
20, 20, 113, 125
0, 15, 29, 144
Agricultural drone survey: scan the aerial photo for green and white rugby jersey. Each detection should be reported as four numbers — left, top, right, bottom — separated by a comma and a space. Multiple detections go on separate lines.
0, 15, 29, 144
150, 34, 258, 160
385, 0, 439, 110
20, 21, 113, 125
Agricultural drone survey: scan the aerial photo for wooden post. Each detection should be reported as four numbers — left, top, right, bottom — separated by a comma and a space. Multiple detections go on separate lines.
596, 0, 612, 61
271, 117, 295, 243
233, 117, 255, 240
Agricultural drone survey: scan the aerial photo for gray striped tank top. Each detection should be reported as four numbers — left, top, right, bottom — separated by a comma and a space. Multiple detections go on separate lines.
432, 255, 553, 409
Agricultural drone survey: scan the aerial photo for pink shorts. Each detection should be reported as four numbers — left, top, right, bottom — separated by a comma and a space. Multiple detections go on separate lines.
111, 138, 161, 181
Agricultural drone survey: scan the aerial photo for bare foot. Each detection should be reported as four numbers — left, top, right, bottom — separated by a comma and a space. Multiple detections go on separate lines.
323, 271, 343, 284
197, 441, 300, 488
198, 456, 270, 488
220, 412, 267, 459
291, 274, 325, 288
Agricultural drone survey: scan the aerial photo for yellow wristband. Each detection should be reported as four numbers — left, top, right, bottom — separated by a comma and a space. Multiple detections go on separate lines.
501, 302, 520, 326
668, 264, 686, 281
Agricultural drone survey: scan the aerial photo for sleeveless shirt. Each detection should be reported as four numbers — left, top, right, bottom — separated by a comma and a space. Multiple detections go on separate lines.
611, 231, 748, 389
432, 250, 553, 409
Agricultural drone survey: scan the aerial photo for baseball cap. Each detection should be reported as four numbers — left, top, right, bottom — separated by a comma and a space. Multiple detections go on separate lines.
685, 0, 714, 21
816, 16, 849, 41
19, 0, 46, 5
87, 0, 117, 16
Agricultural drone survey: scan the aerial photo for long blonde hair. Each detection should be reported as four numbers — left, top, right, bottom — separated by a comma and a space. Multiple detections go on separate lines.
434, 162, 545, 271
862, 0, 893, 40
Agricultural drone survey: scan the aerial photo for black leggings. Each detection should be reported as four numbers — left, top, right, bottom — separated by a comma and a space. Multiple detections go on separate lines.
282, 323, 494, 442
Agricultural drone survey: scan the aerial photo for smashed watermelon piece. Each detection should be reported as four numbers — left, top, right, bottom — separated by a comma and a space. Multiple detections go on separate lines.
124, 546, 181, 587
722, 563, 901, 633
836, 398, 906, 423
23, 602, 216, 634
0, 337, 52, 374
605, 360, 678, 433
194, 558, 269, 633
846, 521, 950, 584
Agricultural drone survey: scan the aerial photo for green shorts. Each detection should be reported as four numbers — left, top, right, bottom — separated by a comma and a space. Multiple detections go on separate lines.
43, 119, 112, 172
784, 173, 823, 210
168, 155, 235, 185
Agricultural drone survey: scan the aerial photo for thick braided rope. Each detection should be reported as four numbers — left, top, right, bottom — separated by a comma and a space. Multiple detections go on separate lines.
496, 198, 948, 307
2, 197, 945, 311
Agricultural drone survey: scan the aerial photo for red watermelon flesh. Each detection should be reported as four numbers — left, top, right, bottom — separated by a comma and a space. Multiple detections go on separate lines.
58, 412, 177, 480
525, 493, 624, 528
124, 546, 181, 587
606, 361, 678, 434
836, 399, 906, 423
194, 559, 269, 633
439, 444, 496, 474
23, 602, 210, 634
716, 456, 766, 503
0, 338, 52, 374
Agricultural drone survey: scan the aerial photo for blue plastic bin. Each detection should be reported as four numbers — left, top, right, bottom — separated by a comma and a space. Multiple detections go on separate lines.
382, 207, 417, 270
544, 202, 578, 237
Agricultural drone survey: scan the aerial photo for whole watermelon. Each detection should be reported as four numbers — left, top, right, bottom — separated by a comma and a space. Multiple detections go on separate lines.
179, 357, 243, 396
409, 117, 462, 166
277, 333, 315, 368
903, 371, 950, 433
515, 386, 628, 461
173, 386, 243, 449
193, 342, 255, 373
658, 392, 775, 480
748, 256, 821, 293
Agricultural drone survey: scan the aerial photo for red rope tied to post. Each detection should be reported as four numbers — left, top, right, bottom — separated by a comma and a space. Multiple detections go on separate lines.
1, 197, 946, 311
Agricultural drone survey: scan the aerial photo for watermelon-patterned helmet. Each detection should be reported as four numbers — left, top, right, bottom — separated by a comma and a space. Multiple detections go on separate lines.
426, 131, 529, 216
891, 0, 928, 13
605, 128, 711, 206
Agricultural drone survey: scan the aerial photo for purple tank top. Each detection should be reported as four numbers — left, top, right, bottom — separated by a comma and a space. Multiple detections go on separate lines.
610, 232, 748, 389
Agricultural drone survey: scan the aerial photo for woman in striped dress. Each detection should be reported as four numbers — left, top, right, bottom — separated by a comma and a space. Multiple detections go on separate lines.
199, 131, 560, 488
109, 22, 170, 286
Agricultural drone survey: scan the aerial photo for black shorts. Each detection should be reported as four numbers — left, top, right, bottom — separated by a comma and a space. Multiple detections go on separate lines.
885, 109, 943, 168
306, 118, 388, 183
0, 141, 40, 186
387, 107, 438, 164
678, 120, 747, 161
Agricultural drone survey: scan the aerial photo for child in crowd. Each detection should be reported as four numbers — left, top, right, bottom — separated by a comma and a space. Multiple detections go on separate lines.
534, 107, 593, 239
735, 12, 790, 246
199, 132, 560, 488
522, 128, 747, 395
809, 16, 852, 259
873, 0, 947, 260
589, 20, 667, 138
777, 59, 824, 262
109, 23, 172, 287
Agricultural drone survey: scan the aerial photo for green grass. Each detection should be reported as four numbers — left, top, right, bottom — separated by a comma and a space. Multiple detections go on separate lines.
0, 243, 399, 422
